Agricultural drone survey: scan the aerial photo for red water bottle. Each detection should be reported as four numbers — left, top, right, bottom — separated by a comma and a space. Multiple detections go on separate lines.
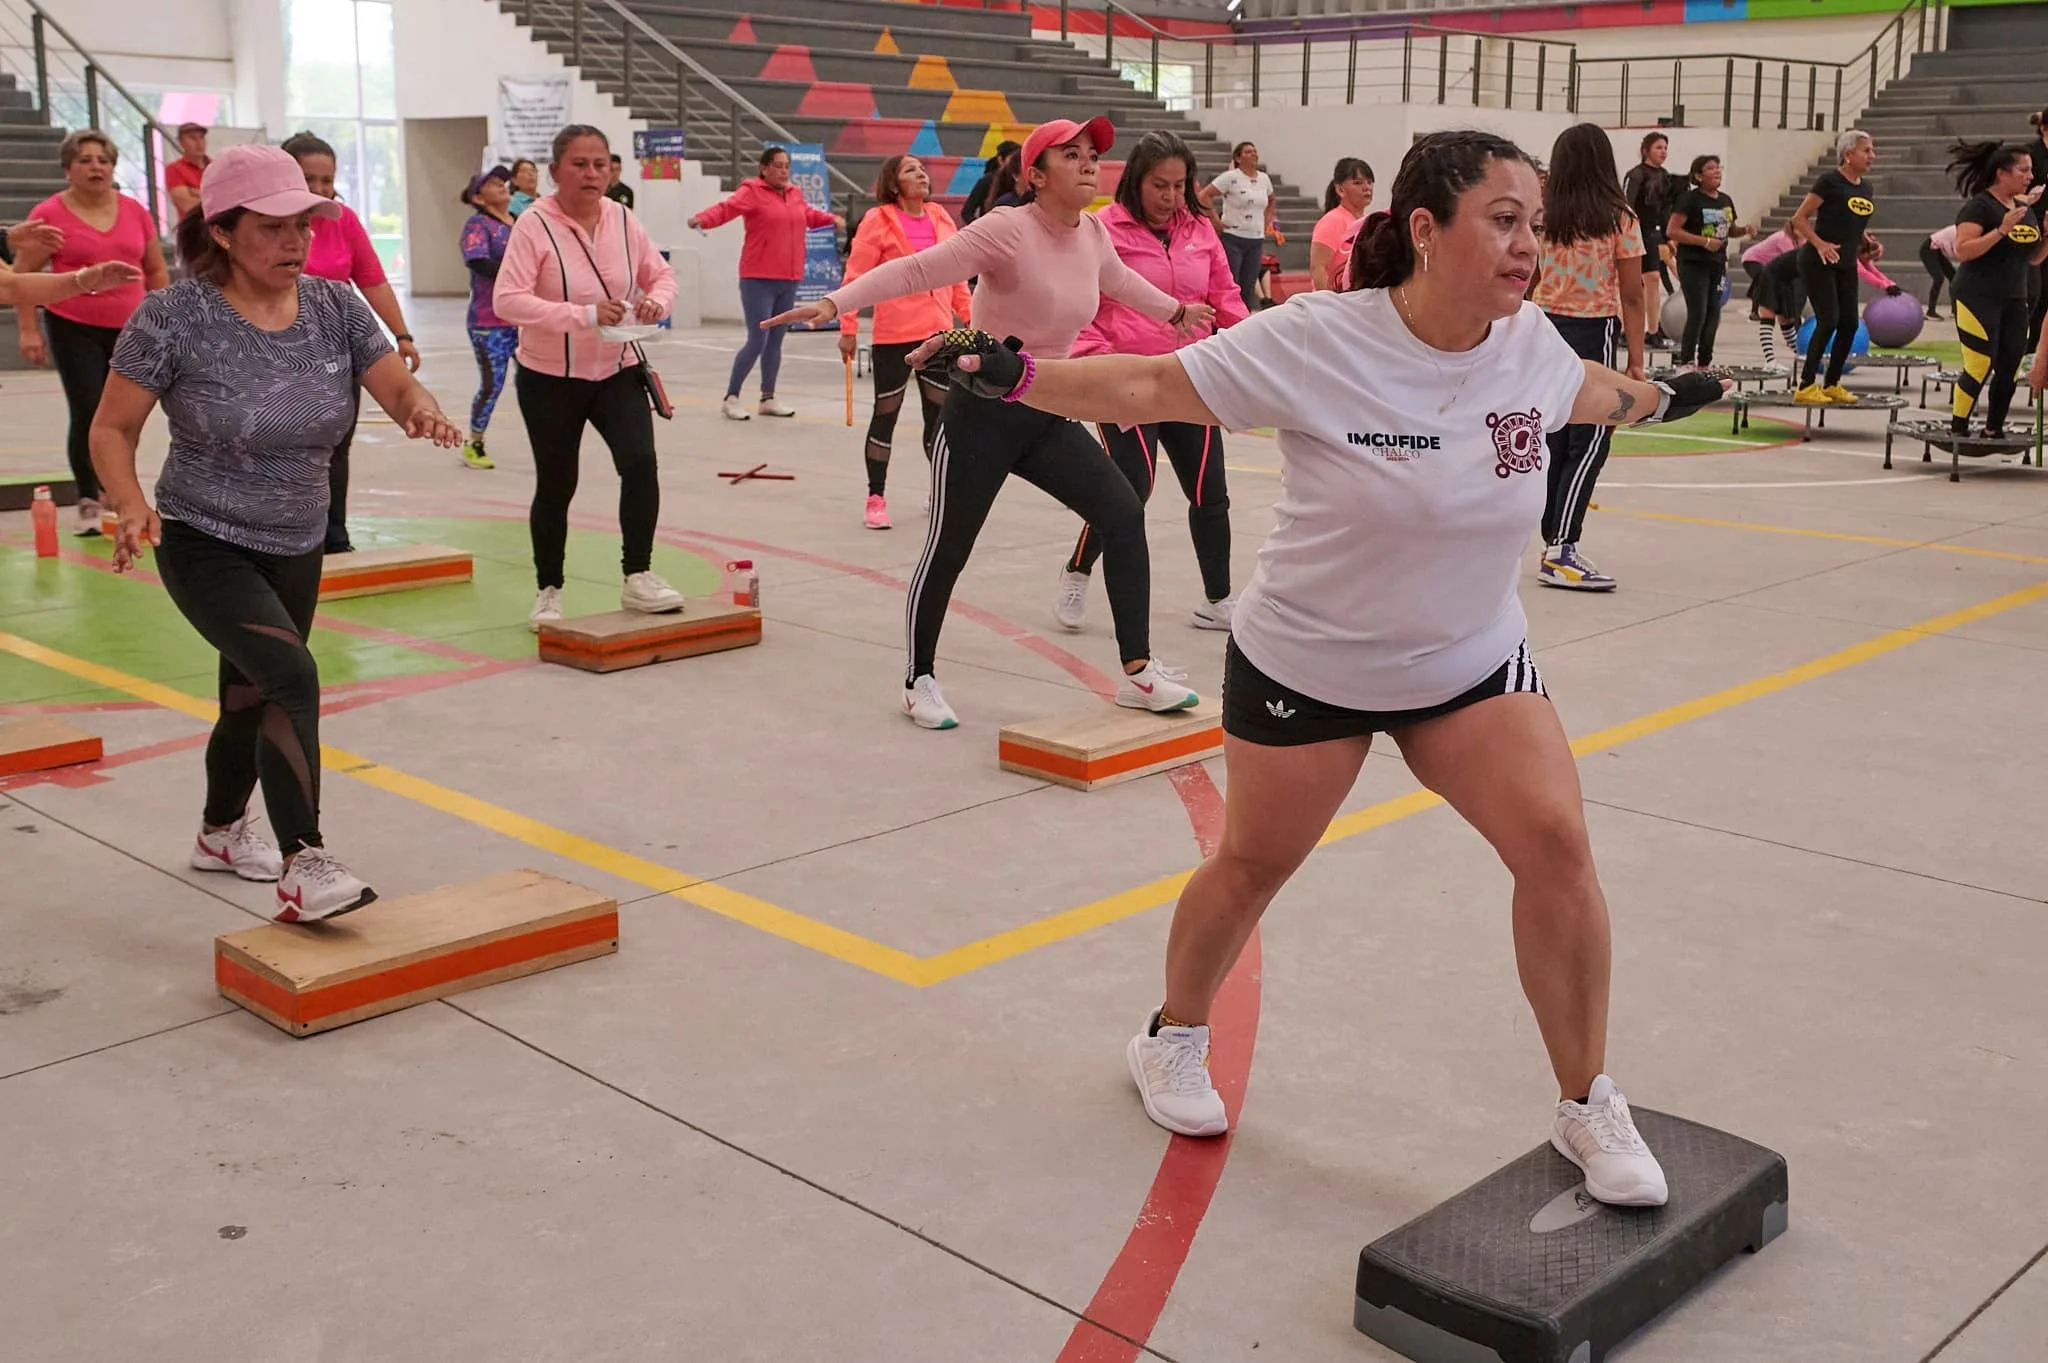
30, 485, 57, 557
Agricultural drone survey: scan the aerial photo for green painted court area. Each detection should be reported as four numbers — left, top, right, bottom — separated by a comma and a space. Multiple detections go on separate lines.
1609, 408, 1801, 456
0, 516, 722, 707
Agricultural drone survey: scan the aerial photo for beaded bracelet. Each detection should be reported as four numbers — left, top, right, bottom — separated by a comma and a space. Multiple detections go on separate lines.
1001, 350, 1037, 403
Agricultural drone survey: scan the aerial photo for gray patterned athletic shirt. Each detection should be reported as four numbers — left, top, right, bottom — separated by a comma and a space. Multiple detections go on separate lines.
111, 276, 392, 555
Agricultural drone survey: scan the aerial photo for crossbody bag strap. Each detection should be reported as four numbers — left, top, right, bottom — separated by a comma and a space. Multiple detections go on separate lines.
533, 213, 574, 371
562, 209, 634, 376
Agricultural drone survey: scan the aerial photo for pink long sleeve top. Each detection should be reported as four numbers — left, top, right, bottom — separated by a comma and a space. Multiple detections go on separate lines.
823, 201, 1182, 358
1071, 202, 1247, 358
492, 194, 678, 381
694, 176, 839, 280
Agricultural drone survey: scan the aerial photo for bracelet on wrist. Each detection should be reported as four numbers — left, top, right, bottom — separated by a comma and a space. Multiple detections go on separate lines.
395, 332, 414, 342
1000, 350, 1037, 403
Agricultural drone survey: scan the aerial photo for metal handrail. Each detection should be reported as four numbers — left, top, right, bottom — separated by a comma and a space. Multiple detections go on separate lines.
521, 0, 866, 199
6, 0, 173, 227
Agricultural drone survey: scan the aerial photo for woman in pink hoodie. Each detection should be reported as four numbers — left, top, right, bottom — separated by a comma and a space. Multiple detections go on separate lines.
837, 154, 971, 529
1056, 132, 1248, 634
690, 146, 843, 421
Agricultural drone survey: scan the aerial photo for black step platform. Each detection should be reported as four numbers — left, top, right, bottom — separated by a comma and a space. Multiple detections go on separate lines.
1354, 1110, 1787, 1363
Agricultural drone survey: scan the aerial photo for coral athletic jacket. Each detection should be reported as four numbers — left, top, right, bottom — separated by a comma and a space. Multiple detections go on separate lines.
693, 176, 839, 280
1071, 202, 1248, 358
837, 203, 973, 345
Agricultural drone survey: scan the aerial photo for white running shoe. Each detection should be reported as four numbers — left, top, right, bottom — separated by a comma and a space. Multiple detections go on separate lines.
1552, 1074, 1670, 1207
1127, 1010, 1228, 1137
189, 815, 283, 883
757, 396, 796, 418
1116, 658, 1200, 712
74, 498, 103, 537
722, 395, 751, 421
274, 846, 376, 923
903, 674, 958, 729
621, 572, 685, 614
1053, 570, 1089, 630
528, 585, 564, 632
1190, 595, 1235, 631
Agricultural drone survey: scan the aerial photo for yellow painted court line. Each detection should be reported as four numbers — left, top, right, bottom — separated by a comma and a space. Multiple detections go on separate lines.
1591, 505, 2048, 566
0, 631, 929, 986
9, 579, 2048, 989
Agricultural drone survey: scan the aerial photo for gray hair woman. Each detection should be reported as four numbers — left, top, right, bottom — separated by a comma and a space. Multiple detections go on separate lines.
1788, 129, 1879, 402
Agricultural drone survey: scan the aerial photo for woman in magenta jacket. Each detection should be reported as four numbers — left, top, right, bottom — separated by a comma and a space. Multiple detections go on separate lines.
689, 145, 843, 421
1055, 131, 1249, 635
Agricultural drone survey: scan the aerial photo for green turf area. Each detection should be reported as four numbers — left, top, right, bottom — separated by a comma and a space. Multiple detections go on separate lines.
1608, 408, 1800, 456
1872, 341, 1964, 369
0, 516, 726, 701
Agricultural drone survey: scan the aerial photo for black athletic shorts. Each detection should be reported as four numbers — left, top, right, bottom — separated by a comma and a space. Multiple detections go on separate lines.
1221, 637, 1547, 747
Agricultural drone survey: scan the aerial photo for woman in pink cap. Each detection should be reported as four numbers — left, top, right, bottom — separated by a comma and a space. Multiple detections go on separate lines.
1055, 130, 1246, 636
89, 143, 461, 925
11, 129, 169, 536
764, 116, 1214, 731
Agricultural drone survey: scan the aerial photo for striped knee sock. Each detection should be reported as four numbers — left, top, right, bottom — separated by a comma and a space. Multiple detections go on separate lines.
1758, 322, 1778, 365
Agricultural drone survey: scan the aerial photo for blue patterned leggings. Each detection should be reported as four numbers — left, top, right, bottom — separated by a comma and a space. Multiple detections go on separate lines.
469, 326, 518, 434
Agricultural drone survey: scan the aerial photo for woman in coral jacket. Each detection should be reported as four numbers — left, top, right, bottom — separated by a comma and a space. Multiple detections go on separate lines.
837, 154, 971, 529
1054, 131, 1249, 635
689, 145, 843, 421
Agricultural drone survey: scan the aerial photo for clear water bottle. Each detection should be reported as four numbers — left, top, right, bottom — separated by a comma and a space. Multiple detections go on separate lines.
723, 558, 759, 607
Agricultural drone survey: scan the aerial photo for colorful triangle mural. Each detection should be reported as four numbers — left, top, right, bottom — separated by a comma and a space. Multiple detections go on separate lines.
910, 121, 944, 157
797, 83, 880, 120
945, 158, 986, 196
874, 27, 901, 54
906, 55, 958, 91
727, 16, 758, 43
759, 45, 817, 84
978, 123, 1032, 157
941, 89, 1015, 125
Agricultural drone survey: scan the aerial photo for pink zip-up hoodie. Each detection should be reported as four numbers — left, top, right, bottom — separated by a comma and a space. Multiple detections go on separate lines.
494, 194, 677, 381
1070, 203, 1248, 358
693, 177, 839, 280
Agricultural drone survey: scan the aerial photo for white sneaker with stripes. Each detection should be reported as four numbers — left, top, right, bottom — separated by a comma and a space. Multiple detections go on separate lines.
1127, 1010, 1228, 1137
1552, 1074, 1669, 1207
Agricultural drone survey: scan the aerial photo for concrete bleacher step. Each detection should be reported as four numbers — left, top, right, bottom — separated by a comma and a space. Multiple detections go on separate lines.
1905, 47, 2048, 80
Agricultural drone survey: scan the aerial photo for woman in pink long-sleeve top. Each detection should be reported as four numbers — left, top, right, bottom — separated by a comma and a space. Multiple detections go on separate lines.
766, 117, 1216, 730
491, 125, 680, 631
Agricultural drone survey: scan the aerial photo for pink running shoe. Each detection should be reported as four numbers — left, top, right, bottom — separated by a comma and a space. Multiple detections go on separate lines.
864, 494, 891, 530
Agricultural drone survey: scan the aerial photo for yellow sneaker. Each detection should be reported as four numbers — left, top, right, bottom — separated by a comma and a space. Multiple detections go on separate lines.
1823, 385, 1857, 404
1794, 384, 1831, 404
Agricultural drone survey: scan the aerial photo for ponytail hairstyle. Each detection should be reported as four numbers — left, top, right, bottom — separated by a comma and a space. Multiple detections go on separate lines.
758, 144, 789, 171
1346, 129, 1538, 292
1322, 156, 1374, 212
1947, 138, 2029, 198
1638, 131, 1668, 164
1114, 130, 1204, 221
1686, 154, 1719, 187
175, 204, 246, 285
1543, 122, 1628, 246
280, 130, 336, 164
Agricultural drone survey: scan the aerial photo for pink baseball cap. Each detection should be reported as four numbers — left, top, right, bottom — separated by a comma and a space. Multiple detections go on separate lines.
1018, 116, 1115, 175
200, 143, 340, 221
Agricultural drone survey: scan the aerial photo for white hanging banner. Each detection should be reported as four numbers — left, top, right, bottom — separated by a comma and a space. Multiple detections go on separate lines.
495, 75, 573, 165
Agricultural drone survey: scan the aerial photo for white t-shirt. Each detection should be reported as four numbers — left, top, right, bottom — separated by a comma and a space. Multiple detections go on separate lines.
1210, 168, 1272, 239
1177, 289, 1588, 711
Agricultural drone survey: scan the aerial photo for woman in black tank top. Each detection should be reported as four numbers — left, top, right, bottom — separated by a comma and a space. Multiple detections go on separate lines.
1789, 130, 1879, 400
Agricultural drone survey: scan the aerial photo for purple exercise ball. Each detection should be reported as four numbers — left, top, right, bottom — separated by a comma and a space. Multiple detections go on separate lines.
1864, 289, 1925, 349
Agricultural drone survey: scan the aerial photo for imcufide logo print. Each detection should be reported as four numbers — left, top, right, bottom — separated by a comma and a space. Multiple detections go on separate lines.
1488, 409, 1545, 479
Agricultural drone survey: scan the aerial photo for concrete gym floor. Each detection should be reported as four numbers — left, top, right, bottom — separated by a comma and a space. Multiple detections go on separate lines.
2, 299, 2044, 1363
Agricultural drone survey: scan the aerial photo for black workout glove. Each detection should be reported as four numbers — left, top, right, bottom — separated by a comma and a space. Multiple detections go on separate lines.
1636, 371, 1727, 426
917, 328, 1030, 400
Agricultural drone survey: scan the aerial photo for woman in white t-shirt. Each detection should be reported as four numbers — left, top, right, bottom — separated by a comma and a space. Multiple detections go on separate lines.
1200, 141, 1280, 313
911, 130, 1727, 1210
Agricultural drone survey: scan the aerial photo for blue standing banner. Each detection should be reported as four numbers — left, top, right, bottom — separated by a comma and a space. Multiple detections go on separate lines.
784, 143, 841, 331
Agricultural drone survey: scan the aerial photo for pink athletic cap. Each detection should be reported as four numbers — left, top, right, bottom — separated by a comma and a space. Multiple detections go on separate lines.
1018, 116, 1115, 175
200, 143, 340, 221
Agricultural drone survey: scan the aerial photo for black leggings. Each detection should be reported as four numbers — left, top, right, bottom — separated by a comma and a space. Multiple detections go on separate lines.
324, 393, 361, 551
865, 339, 946, 494
515, 365, 660, 589
155, 520, 325, 854
45, 311, 119, 502
1676, 258, 1726, 366
912, 388, 1150, 682
1067, 420, 1232, 603
1919, 239, 1956, 311
1798, 247, 1861, 388
2028, 260, 2047, 355
1952, 288, 2029, 430
1542, 313, 1619, 547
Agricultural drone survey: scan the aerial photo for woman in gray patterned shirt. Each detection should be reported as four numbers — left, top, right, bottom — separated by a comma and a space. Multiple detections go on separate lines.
90, 144, 460, 924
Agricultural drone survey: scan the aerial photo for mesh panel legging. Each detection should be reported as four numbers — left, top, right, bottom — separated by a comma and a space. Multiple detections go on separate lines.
910, 388, 1151, 682
1797, 247, 1861, 388
1952, 290, 2029, 430
154, 520, 326, 853
1065, 420, 1232, 603
516, 364, 660, 589
864, 339, 946, 494
44, 311, 119, 502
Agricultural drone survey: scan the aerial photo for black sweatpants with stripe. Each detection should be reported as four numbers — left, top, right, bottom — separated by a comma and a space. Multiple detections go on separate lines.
1541, 313, 1618, 548
910, 387, 1151, 683
1066, 420, 1232, 603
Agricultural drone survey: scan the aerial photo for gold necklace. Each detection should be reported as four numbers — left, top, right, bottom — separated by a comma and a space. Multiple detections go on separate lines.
1396, 285, 1475, 416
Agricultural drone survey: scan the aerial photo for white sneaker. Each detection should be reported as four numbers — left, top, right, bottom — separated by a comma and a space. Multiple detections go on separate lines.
189, 815, 283, 882
1053, 570, 1089, 630
274, 846, 376, 923
903, 674, 958, 729
1116, 658, 1200, 712
75, 497, 103, 537
621, 571, 685, 614
757, 396, 796, 418
722, 395, 751, 421
1127, 1010, 1228, 1137
1552, 1074, 1670, 1207
1190, 595, 1235, 631
528, 585, 564, 632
